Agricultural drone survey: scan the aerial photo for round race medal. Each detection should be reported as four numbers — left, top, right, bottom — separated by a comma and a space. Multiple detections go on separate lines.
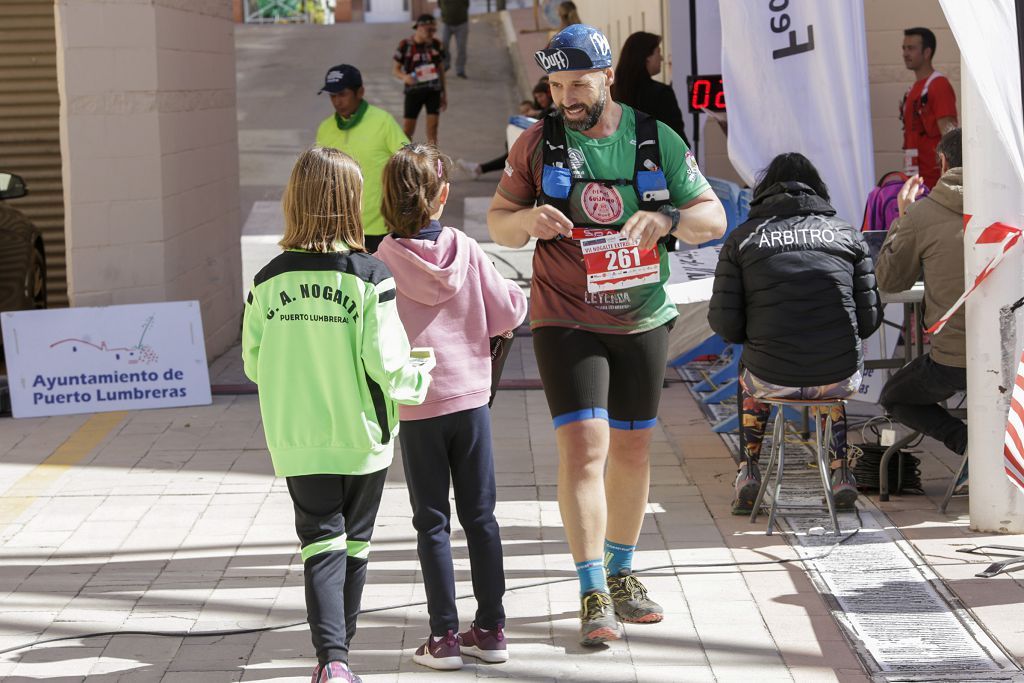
580, 182, 624, 224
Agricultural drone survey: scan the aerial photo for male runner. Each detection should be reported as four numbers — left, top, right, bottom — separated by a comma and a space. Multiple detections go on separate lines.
487, 25, 726, 645
393, 15, 447, 145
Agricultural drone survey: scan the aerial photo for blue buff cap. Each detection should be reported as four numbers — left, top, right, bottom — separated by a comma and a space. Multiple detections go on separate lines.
534, 24, 613, 73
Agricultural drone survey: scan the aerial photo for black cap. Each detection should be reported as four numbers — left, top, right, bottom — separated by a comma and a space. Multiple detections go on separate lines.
319, 64, 362, 94
413, 13, 436, 28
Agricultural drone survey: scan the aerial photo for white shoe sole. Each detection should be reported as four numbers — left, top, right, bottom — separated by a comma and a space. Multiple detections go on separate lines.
412, 652, 463, 670
461, 644, 509, 663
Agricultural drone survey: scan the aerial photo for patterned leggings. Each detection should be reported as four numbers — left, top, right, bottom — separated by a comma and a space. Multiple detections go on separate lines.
739, 369, 861, 464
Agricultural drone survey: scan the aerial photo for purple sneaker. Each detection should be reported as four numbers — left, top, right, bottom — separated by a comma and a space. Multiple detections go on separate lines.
459, 622, 509, 663
311, 661, 361, 683
413, 630, 463, 670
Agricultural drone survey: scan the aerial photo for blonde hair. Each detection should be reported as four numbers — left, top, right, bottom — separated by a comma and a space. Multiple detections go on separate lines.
380, 143, 451, 238
280, 146, 366, 253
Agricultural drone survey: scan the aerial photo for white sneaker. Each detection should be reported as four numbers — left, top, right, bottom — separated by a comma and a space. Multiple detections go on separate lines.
412, 631, 463, 670
456, 158, 482, 180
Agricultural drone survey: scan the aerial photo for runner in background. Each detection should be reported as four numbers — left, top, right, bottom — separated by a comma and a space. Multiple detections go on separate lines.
394, 15, 448, 146
487, 24, 725, 646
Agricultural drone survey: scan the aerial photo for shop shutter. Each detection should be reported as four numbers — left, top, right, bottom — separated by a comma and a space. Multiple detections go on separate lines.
0, 0, 67, 307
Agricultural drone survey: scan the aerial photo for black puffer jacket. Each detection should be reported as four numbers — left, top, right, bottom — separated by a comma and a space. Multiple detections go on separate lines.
708, 182, 882, 387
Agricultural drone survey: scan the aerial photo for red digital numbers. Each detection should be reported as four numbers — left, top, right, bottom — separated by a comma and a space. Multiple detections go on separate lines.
686, 75, 726, 113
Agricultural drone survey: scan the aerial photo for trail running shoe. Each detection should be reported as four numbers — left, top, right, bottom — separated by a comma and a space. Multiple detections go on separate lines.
459, 622, 509, 663
731, 460, 762, 514
312, 661, 362, 683
412, 630, 463, 670
831, 462, 858, 509
607, 570, 664, 623
579, 590, 622, 646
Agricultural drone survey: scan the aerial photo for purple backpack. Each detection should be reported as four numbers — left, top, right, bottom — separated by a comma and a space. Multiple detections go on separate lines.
861, 171, 929, 231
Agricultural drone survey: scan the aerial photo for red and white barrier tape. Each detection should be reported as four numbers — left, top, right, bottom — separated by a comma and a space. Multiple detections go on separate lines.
925, 221, 1022, 335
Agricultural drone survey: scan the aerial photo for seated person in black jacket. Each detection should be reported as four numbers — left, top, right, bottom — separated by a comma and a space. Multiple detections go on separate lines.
611, 31, 689, 147
708, 153, 883, 514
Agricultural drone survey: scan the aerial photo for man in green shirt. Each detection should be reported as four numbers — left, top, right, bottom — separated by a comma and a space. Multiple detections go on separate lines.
316, 64, 409, 252
488, 24, 726, 647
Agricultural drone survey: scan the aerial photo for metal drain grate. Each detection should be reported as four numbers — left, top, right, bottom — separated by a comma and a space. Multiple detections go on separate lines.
793, 513, 1020, 680
678, 365, 1023, 681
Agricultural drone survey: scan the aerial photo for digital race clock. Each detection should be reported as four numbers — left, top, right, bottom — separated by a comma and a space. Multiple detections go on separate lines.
686, 75, 726, 113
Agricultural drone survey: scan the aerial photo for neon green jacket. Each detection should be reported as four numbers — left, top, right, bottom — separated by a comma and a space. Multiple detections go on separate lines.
315, 103, 409, 237
242, 250, 431, 477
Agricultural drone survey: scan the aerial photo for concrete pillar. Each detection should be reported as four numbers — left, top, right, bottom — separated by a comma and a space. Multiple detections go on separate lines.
54, 0, 243, 359
962, 58, 1024, 532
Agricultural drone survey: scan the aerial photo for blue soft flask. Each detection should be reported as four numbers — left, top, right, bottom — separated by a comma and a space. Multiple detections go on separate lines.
542, 164, 573, 199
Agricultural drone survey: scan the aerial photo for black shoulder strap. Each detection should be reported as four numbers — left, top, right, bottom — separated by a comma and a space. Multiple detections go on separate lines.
634, 109, 662, 176
633, 110, 669, 213
539, 113, 572, 216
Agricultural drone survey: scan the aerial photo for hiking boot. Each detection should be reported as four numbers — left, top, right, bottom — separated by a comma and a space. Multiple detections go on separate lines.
459, 622, 509, 663
731, 460, 761, 514
607, 570, 664, 623
579, 590, 622, 646
312, 661, 362, 683
831, 462, 858, 509
412, 630, 463, 670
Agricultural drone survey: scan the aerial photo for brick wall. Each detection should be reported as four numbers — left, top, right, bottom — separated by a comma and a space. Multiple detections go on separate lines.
55, 0, 242, 359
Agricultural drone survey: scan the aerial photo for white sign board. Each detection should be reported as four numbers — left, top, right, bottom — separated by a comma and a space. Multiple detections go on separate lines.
665, 245, 721, 305
1, 301, 212, 418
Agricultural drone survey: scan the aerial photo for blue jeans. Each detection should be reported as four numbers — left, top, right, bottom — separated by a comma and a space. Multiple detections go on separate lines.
879, 353, 967, 455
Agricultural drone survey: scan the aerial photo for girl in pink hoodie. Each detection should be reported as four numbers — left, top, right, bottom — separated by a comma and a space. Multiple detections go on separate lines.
376, 144, 527, 671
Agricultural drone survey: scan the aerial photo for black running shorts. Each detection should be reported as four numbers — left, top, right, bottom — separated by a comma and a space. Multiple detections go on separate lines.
403, 89, 442, 119
532, 324, 670, 430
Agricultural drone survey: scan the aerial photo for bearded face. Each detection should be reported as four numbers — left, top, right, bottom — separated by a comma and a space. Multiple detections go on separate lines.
559, 89, 607, 131
548, 69, 611, 132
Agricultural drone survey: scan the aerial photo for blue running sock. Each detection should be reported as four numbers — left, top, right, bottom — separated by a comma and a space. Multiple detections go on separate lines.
575, 558, 607, 596
604, 540, 635, 577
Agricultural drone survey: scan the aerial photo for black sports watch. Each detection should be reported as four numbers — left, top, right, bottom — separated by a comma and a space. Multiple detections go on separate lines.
657, 204, 680, 235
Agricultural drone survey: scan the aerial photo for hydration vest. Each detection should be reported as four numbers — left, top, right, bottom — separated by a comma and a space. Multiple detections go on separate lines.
538, 109, 673, 230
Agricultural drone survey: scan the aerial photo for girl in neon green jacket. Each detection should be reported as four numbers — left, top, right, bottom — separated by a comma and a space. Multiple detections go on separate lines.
242, 146, 433, 683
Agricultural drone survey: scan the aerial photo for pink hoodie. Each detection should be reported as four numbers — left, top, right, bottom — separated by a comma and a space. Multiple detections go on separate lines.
375, 226, 528, 421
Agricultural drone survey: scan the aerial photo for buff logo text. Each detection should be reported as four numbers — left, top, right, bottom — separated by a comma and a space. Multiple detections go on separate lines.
536, 49, 570, 72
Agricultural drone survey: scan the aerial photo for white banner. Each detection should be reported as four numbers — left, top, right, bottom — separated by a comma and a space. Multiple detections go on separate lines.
940, 0, 1024, 189
1, 301, 212, 418
720, 2, 875, 224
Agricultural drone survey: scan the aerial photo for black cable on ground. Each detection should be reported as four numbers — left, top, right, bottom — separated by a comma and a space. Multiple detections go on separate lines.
0, 526, 863, 658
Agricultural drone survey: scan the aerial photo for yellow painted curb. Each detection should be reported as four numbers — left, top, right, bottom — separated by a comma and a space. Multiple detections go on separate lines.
0, 412, 126, 528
